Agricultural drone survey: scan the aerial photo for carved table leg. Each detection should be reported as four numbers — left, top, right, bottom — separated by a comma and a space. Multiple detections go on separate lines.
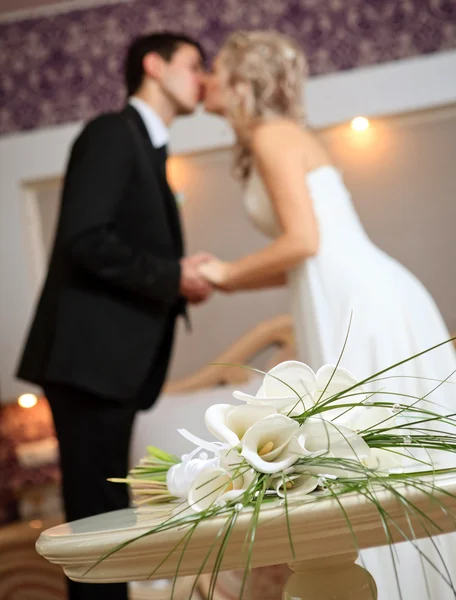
283, 553, 377, 600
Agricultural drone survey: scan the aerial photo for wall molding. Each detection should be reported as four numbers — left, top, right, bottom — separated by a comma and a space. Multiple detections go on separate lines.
0, 0, 130, 24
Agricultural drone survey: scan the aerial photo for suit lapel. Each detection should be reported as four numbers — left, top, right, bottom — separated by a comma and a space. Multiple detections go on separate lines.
122, 105, 184, 256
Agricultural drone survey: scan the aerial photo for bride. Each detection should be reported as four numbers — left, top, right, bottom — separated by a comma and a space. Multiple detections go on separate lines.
199, 30, 456, 600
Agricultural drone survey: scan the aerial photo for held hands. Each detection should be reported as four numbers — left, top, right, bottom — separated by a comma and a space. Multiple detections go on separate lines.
179, 252, 232, 304
198, 257, 232, 291
179, 253, 214, 304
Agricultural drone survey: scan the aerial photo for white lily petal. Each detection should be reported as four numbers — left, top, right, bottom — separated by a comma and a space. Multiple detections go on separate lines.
248, 449, 298, 474
297, 419, 371, 460
234, 361, 316, 413
273, 473, 319, 498
167, 457, 220, 498
364, 448, 404, 471
288, 434, 325, 458
298, 463, 367, 479
281, 403, 311, 418
248, 395, 301, 411
351, 407, 397, 433
177, 429, 222, 453
233, 390, 299, 412
256, 383, 265, 395
205, 404, 276, 446
216, 489, 246, 506
226, 404, 277, 438
232, 390, 257, 403
315, 365, 359, 395
263, 361, 316, 405
232, 383, 270, 403
290, 418, 372, 479
218, 449, 257, 493
219, 447, 244, 471
314, 365, 362, 412
326, 405, 367, 428
218, 467, 257, 506
204, 404, 240, 446
241, 414, 300, 474
187, 467, 238, 512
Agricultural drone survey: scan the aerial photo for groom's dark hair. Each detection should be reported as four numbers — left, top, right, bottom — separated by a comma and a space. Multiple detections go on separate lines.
125, 32, 206, 96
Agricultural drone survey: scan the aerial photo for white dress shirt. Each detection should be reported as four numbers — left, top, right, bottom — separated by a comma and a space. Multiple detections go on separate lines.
128, 96, 169, 148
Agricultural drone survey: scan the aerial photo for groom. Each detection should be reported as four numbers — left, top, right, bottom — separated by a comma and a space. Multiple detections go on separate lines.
17, 32, 211, 600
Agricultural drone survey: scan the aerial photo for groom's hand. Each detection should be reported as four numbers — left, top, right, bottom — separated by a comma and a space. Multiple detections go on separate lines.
185, 252, 214, 267
179, 256, 213, 304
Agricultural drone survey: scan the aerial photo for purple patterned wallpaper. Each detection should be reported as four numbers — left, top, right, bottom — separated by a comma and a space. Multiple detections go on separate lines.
1, 0, 455, 136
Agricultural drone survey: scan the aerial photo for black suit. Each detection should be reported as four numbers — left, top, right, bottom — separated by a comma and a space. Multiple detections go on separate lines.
16, 105, 185, 600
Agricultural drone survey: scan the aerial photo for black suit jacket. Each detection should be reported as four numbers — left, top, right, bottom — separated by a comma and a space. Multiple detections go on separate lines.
16, 105, 186, 403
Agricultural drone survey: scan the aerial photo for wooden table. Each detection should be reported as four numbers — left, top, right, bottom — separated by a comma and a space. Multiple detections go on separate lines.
36, 474, 456, 600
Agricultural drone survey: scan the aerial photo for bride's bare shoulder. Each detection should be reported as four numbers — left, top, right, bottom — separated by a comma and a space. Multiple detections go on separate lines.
250, 119, 326, 158
251, 118, 301, 144
250, 119, 306, 161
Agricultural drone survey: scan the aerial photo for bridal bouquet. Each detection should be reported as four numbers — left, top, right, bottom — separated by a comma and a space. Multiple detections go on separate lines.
106, 341, 456, 599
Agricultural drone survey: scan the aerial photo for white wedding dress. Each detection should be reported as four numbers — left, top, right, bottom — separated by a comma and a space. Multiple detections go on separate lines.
243, 164, 456, 599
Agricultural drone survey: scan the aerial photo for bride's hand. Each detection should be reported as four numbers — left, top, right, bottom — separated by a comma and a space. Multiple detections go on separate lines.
199, 259, 232, 290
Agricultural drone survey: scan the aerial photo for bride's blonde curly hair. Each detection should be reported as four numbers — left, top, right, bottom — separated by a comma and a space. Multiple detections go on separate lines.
218, 31, 308, 180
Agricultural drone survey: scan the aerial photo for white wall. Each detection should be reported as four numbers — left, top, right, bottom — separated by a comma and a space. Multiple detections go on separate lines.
1, 50, 456, 402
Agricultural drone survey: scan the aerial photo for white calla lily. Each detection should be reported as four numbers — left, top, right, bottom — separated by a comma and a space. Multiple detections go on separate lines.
311, 365, 366, 424
188, 467, 237, 512
290, 418, 371, 478
241, 414, 300, 474
350, 406, 397, 433
233, 361, 365, 419
187, 464, 255, 512
364, 448, 405, 471
233, 361, 316, 413
352, 405, 407, 470
219, 467, 256, 504
204, 403, 276, 446
167, 455, 220, 498
218, 446, 245, 471
349, 406, 406, 471
273, 473, 319, 498
314, 364, 359, 402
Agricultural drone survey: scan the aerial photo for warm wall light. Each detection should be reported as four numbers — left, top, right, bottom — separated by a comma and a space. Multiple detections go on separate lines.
18, 393, 38, 408
351, 116, 370, 132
